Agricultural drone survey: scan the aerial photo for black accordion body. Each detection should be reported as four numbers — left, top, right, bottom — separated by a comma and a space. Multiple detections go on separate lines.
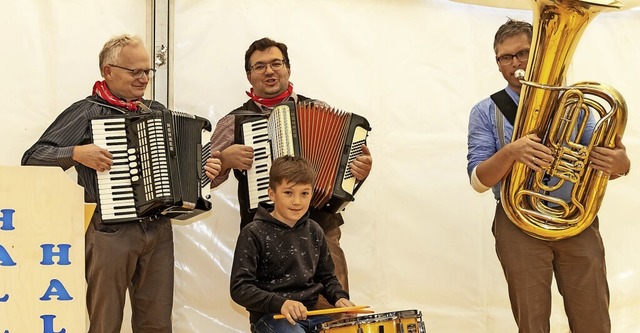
91, 109, 212, 224
241, 101, 370, 214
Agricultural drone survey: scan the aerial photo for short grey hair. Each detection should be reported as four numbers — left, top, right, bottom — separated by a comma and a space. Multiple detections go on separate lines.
98, 34, 144, 75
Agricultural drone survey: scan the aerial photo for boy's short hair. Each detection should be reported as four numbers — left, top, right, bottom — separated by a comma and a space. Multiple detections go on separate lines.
269, 156, 316, 189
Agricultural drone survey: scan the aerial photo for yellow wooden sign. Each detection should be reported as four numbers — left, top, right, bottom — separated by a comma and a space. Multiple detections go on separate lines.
1, 166, 87, 332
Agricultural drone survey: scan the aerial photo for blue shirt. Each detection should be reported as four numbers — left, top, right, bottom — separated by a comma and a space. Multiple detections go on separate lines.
466, 85, 596, 200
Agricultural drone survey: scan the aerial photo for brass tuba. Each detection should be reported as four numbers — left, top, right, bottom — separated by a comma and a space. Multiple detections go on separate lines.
500, 0, 628, 241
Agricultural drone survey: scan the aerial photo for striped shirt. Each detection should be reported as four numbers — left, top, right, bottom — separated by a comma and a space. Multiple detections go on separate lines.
21, 95, 165, 224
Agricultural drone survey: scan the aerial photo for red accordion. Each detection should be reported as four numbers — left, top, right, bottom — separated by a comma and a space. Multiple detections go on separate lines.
241, 101, 370, 213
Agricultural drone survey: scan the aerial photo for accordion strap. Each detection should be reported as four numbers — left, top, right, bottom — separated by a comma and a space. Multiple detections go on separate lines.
86, 96, 157, 115
230, 98, 323, 118
353, 179, 365, 196
229, 109, 268, 117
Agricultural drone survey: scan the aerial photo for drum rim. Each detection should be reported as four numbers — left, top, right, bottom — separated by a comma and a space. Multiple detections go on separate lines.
320, 309, 422, 329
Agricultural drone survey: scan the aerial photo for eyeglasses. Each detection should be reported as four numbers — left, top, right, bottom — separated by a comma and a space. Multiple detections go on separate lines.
109, 64, 156, 79
496, 49, 530, 65
249, 59, 286, 73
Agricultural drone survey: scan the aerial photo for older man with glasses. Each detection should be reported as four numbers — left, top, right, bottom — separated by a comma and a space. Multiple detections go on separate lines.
209, 37, 373, 320
22, 34, 221, 332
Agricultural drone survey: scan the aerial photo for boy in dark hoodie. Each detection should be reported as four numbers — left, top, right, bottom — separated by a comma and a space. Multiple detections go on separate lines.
230, 155, 354, 333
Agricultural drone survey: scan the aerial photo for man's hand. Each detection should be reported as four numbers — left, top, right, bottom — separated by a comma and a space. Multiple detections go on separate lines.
350, 144, 372, 181
508, 134, 554, 172
280, 300, 308, 325
204, 151, 222, 181
589, 135, 630, 177
72, 144, 113, 172
220, 144, 254, 172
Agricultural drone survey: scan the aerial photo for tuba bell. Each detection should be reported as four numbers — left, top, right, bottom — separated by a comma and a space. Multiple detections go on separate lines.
500, 0, 628, 241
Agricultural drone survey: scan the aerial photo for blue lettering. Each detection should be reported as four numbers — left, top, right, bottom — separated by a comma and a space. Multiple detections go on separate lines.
0, 293, 8, 302
0, 245, 17, 266
41, 315, 66, 333
0, 209, 15, 231
40, 244, 71, 265
39, 279, 73, 301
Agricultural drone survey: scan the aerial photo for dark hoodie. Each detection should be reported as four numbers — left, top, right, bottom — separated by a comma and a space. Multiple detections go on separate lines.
230, 204, 349, 324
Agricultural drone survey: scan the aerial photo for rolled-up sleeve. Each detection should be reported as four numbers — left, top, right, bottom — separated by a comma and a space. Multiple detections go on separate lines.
209, 114, 236, 188
467, 99, 498, 177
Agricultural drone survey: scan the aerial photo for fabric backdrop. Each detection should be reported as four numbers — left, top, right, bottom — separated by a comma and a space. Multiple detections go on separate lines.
2, 1, 638, 332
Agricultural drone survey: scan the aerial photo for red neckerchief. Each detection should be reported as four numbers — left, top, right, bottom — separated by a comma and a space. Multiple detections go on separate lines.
245, 83, 293, 107
92, 80, 140, 111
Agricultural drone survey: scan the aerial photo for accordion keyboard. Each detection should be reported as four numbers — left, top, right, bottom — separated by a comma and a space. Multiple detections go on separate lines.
242, 118, 272, 209
91, 118, 138, 222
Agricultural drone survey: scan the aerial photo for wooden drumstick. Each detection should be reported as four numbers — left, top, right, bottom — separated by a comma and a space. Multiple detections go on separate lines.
273, 305, 372, 319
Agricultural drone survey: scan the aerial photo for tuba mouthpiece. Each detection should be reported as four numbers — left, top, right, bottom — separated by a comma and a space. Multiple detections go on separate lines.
515, 69, 525, 80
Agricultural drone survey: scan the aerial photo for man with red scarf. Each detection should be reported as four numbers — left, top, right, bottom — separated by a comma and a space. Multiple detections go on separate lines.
22, 34, 222, 332
209, 37, 373, 309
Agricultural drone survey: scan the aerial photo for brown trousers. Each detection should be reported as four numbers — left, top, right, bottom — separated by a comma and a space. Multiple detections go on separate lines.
493, 203, 610, 333
85, 219, 174, 333
316, 226, 349, 310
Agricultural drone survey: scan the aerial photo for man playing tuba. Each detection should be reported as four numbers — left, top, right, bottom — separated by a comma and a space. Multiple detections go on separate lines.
466, 19, 630, 332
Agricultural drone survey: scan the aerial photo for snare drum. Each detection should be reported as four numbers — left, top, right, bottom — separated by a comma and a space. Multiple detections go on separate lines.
318, 309, 426, 333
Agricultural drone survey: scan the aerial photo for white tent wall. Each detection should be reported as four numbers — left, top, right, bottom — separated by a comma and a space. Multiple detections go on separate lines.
2, 0, 148, 166
2, 1, 638, 332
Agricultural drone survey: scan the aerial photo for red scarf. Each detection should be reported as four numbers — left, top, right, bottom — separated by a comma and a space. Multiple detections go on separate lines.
245, 83, 293, 107
92, 80, 140, 111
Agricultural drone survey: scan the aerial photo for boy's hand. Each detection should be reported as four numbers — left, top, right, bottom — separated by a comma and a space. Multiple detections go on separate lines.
335, 298, 355, 308
335, 298, 357, 318
280, 300, 308, 325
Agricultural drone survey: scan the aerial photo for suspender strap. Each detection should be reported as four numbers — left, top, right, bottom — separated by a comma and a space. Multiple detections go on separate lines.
495, 106, 506, 150
490, 89, 517, 126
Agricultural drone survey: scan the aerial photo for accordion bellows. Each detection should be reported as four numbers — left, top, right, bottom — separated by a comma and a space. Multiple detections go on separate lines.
242, 101, 370, 214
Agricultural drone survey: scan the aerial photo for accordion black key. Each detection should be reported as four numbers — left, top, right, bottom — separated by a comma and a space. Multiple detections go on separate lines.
91, 109, 212, 224
241, 101, 370, 214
